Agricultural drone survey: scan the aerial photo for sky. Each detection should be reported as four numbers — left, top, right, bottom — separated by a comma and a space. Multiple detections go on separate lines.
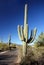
0, 0, 44, 45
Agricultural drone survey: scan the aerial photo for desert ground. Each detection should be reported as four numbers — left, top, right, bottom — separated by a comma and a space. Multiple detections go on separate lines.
0, 48, 20, 65
0, 46, 44, 65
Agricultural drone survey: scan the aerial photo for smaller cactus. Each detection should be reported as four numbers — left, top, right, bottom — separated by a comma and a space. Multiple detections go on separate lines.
8, 34, 11, 50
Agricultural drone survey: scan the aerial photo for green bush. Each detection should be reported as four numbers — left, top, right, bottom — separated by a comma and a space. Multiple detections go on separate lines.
34, 32, 44, 47
34, 42, 40, 47
11, 44, 16, 48
0, 43, 9, 51
2, 43, 9, 50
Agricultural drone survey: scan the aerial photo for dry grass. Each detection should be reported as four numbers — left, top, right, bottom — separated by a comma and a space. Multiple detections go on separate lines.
17, 45, 44, 65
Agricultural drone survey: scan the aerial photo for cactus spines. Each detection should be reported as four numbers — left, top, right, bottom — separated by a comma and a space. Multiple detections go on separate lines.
17, 4, 37, 57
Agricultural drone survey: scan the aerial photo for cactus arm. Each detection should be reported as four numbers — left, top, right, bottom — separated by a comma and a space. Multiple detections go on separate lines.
18, 25, 24, 41
27, 28, 37, 43
27, 30, 34, 43
21, 25, 24, 41
18, 25, 21, 40
33, 27, 37, 37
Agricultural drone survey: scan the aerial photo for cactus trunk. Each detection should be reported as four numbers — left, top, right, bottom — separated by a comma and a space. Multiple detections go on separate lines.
23, 4, 28, 57
23, 42, 27, 57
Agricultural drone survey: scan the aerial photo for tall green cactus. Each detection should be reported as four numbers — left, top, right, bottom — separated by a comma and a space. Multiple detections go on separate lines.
8, 34, 11, 50
17, 4, 37, 57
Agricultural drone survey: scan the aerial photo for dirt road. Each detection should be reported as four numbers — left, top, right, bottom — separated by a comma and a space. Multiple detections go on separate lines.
0, 48, 19, 65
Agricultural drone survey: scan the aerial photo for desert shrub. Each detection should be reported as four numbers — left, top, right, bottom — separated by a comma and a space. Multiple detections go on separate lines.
20, 44, 44, 65
0, 43, 3, 48
34, 42, 44, 47
34, 42, 40, 47
2, 43, 9, 50
0, 43, 9, 51
11, 44, 16, 48
34, 32, 44, 47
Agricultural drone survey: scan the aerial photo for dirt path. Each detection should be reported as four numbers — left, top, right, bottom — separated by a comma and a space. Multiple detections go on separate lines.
0, 48, 20, 65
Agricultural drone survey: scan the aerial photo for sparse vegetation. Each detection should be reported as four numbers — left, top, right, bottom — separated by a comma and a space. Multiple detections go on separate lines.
0, 43, 9, 51
20, 45, 44, 65
0, 43, 16, 52
34, 32, 44, 47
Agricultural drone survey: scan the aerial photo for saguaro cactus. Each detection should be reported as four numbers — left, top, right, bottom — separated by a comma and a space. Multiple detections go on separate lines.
17, 4, 37, 57
8, 35, 11, 50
